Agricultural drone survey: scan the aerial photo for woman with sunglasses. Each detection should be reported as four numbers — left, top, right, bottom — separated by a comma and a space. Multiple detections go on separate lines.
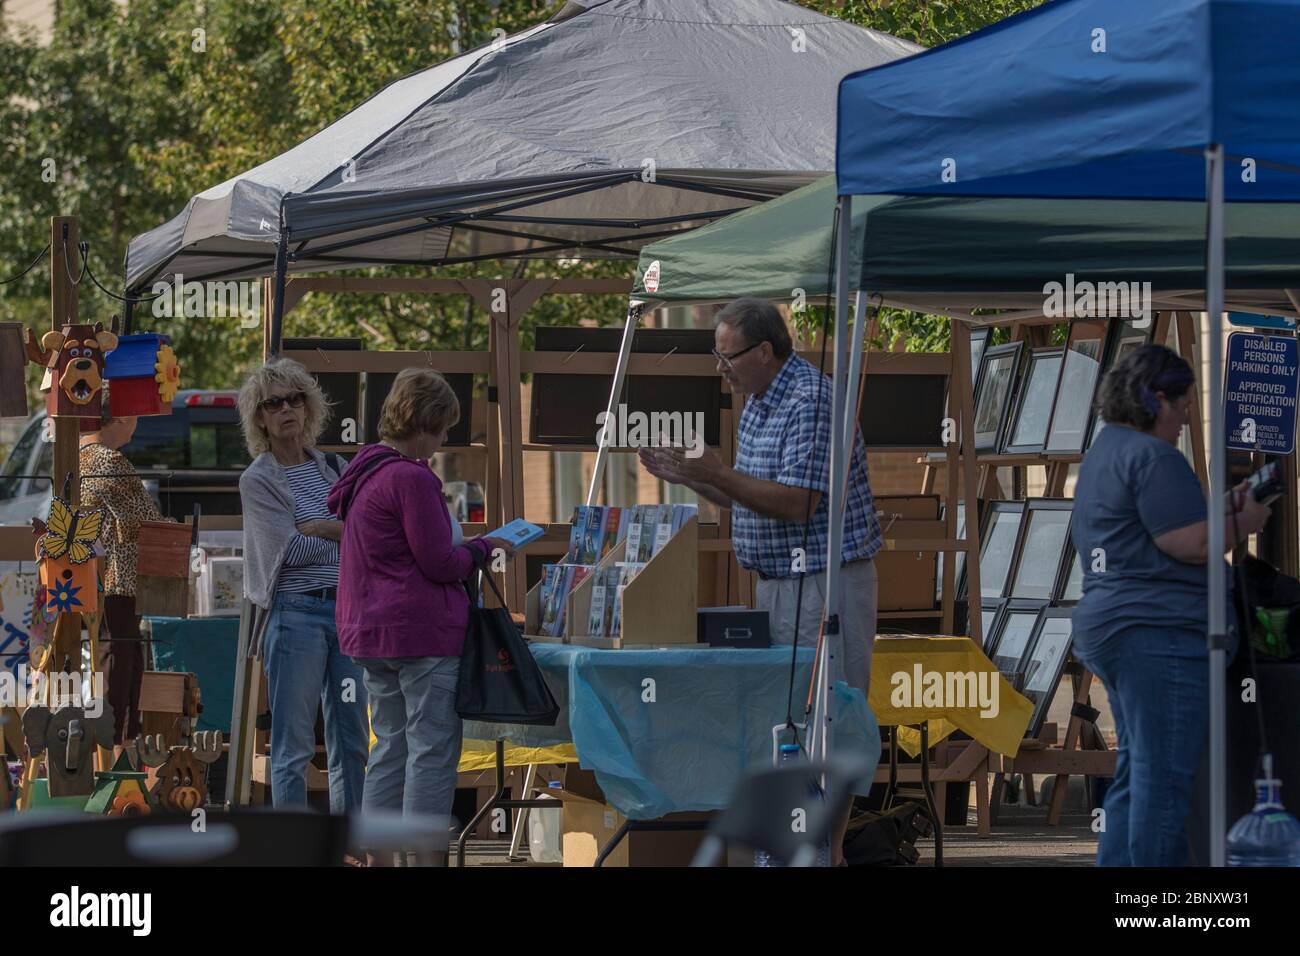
1072, 344, 1270, 866
237, 358, 368, 813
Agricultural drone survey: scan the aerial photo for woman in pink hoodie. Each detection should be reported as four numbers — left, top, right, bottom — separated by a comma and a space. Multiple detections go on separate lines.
329, 368, 512, 864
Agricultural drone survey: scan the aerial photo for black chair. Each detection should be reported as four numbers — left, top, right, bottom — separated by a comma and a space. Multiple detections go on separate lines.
0, 809, 350, 866
691, 751, 875, 867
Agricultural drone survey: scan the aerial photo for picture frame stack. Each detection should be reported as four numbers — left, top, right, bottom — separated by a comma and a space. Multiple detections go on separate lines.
969, 498, 1079, 737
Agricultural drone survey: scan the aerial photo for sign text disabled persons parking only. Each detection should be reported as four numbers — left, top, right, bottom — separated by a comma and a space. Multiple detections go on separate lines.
1225, 332, 1300, 455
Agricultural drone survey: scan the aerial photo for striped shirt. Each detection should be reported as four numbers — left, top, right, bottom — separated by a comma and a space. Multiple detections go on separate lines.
732, 353, 882, 578
277, 460, 340, 592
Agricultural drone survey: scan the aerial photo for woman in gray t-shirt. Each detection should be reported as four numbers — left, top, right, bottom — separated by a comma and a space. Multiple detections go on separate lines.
1071, 344, 1269, 867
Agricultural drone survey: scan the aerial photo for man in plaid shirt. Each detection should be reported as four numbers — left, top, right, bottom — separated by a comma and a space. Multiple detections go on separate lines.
639, 297, 882, 696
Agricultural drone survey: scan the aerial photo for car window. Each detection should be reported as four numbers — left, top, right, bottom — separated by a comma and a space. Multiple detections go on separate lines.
0, 418, 44, 499
123, 412, 189, 471
190, 420, 249, 469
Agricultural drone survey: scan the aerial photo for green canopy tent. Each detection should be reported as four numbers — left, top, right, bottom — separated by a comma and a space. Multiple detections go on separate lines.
631, 175, 1300, 319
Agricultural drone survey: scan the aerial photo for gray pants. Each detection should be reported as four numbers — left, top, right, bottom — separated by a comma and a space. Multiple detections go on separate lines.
755, 558, 878, 695
355, 656, 463, 821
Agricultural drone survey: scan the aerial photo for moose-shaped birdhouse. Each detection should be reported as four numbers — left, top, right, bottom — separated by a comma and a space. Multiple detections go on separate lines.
134, 731, 222, 812
25, 320, 118, 418
33, 492, 104, 615
104, 333, 180, 417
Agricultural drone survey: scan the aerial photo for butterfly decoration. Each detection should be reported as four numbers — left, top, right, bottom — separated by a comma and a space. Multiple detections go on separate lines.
38, 495, 103, 565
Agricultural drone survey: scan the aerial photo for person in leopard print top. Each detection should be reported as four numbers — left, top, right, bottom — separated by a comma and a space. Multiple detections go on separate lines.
79, 413, 168, 744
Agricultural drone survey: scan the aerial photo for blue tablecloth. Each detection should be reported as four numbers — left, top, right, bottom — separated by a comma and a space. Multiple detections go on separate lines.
146, 616, 240, 734
464, 645, 880, 820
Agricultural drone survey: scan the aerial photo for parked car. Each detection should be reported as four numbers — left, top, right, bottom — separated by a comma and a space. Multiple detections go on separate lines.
0, 390, 247, 527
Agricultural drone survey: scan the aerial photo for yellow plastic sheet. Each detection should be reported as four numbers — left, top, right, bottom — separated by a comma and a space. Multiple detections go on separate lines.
369, 712, 578, 772
458, 739, 579, 772
869, 636, 1032, 758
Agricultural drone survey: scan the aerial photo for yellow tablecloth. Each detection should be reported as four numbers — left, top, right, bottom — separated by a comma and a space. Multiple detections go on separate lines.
870, 636, 1032, 758
458, 740, 578, 772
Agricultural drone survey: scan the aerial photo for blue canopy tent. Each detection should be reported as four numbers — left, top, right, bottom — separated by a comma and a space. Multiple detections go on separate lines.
827, 0, 1300, 865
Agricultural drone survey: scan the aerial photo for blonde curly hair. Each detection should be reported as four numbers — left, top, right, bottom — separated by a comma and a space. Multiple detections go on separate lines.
238, 358, 330, 456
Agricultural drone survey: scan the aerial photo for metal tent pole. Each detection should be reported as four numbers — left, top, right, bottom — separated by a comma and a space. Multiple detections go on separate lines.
1204, 143, 1227, 868
810, 196, 853, 774
585, 301, 642, 506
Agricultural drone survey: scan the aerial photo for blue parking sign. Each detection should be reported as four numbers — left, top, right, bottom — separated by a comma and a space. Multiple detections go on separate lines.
1225, 332, 1300, 455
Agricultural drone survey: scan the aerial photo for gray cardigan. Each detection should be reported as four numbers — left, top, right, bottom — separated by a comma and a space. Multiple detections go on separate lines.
239, 447, 344, 657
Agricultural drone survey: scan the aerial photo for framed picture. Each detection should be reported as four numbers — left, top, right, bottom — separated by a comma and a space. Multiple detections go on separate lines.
969, 326, 991, 398
975, 500, 1025, 601
1022, 607, 1075, 736
973, 342, 1023, 452
1008, 499, 1074, 601
986, 600, 1044, 689
1087, 318, 1155, 449
936, 500, 967, 606
1056, 548, 1084, 604
1004, 346, 1064, 454
979, 599, 1006, 654
1045, 319, 1108, 453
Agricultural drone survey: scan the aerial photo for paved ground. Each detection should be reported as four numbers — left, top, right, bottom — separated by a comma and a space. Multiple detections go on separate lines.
456, 776, 1101, 868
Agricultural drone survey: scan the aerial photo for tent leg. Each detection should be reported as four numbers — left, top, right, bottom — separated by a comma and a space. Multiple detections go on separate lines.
269, 232, 289, 357
810, 195, 853, 803
1204, 143, 1227, 868
586, 302, 642, 506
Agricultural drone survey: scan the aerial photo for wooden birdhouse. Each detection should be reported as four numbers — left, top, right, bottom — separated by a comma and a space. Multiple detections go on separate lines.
84, 751, 155, 816
34, 494, 104, 615
0, 322, 29, 418
135, 521, 193, 617
25, 322, 118, 419
104, 333, 180, 417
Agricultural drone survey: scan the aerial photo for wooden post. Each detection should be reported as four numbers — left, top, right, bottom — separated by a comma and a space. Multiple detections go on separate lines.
49, 215, 83, 679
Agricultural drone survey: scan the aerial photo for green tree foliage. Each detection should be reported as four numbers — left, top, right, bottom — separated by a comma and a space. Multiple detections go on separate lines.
1, 0, 1044, 393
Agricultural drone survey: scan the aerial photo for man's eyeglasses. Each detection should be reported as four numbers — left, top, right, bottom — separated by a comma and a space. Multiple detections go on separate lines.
712, 341, 762, 369
259, 391, 307, 412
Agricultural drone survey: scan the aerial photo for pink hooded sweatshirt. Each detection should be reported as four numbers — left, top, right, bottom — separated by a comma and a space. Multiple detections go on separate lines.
328, 443, 490, 658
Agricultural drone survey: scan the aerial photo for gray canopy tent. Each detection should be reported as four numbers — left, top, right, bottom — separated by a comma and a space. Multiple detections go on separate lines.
123, 0, 923, 822
124, 0, 920, 348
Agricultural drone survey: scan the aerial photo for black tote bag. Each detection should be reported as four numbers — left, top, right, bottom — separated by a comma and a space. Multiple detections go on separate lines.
456, 555, 560, 725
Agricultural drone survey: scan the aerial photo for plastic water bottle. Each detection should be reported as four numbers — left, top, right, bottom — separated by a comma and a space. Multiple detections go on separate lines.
755, 743, 831, 867
1227, 756, 1300, 867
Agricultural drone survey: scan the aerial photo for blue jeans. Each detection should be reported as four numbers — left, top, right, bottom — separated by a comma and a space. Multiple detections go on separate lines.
263, 592, 369, 813
1074, 624, 1210, 867
355, 656, 463, 821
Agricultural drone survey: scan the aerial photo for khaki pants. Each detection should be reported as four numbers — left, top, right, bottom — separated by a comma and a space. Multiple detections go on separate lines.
755, 558, 878, 695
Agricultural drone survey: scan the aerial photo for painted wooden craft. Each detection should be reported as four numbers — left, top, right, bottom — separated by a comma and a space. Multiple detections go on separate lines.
103, 333, 180, 416
33, 494, 104, 615
24, 320, 119, 418
84, 750, 155, 816
21, 701, 116, 797
134, 731, 222, 811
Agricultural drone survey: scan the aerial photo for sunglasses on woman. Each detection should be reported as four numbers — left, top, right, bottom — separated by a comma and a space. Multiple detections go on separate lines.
259, 391, 307, 412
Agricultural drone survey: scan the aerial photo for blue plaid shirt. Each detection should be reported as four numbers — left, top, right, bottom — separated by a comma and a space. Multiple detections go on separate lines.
731, 354, 882, 578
